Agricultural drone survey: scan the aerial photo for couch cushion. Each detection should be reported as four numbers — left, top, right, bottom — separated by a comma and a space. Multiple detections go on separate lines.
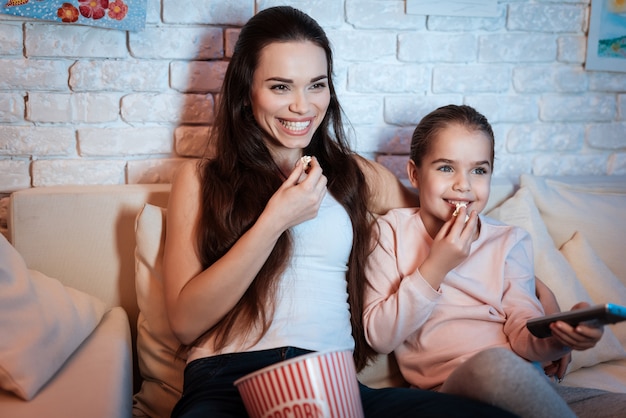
132, 203, 184, 418
520, 174, 626, 287
0, 234, 107, 400
487, 187, 626, 373
0, 307, 133, 418
560, 231, 626, 347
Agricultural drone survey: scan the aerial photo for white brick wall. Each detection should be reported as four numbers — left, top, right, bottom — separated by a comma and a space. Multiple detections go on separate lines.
1, 0, 625, 234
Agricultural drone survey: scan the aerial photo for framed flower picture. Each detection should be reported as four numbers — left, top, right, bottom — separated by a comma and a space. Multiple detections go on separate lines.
0, 0, 147, 32
586, 0, 626, 72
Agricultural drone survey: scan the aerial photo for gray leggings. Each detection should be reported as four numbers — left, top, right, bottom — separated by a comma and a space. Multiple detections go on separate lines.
440, 348, 626, 418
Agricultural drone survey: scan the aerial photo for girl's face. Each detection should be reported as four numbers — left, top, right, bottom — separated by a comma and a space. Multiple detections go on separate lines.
250, 40, 330, 162
407, 123, 493, 237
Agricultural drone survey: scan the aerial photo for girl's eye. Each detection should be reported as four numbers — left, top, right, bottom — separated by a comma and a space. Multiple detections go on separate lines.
437, 165, 453, 173
472, 167, 489, 175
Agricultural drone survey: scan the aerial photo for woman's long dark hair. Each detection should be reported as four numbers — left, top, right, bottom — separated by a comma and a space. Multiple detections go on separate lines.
194, 6, 375, 371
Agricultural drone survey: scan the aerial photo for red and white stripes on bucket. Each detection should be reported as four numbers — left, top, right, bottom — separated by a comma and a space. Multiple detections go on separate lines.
235, 350, 364, 418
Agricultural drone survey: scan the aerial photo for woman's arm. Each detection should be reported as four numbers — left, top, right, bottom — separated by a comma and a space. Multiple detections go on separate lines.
355, 155, 419, 215
162, 158, 327, 344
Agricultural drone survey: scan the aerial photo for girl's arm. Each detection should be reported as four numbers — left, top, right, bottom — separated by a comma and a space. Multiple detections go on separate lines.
362, 216, 440, 354
501, 231, 573, 362
163, 159, 327, 344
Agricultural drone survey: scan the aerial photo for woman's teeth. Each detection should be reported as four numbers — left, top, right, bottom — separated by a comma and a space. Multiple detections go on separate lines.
281, 120, 310, 131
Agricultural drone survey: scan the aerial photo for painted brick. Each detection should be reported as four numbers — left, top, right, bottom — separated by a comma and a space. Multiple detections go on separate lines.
78, 127, 175, 156
589, 73, 626, 92
557, 35, 586, 64
32, 159, 126, 186
341, 95, 383, 125
260, 0, 344, 28
346, 0, 426, 30
129, 27, 224, 60
225, 28, 241, 58
376, 154, 409, 179
25, 23, 127, 58
0, 159, 30, 192
513, 65, 588, 93
465, 95, 538, 123
398, 33, 477, 63
0, 126, 76, 156
175, 126, 214, 158
587, 123, 626, 150
145, 0, 161, 24
0, 59, 70, 91
507, 4, 585, 33
348, 64, 430, 93
170, 61, 229, 93
368, 126, 414, 154
507, 123, 583, 152
162, 0, 253, 25
384, 95, 463, 125
70, 60, 169, 92
426, 6, 506, 31
540, 94, 616, 122
433, 65, 510, 93
0, 23, 22, 55
27, 92, 120, 123
0, 93, 24, 123
479, 34, 556, 62
492, 154, 533, 178
121, 93, 214, 124
328, 30, 396, 62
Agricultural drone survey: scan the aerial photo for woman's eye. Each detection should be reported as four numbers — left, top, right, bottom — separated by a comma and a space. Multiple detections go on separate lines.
311, 82, 327, 90
270, 84, 289, 91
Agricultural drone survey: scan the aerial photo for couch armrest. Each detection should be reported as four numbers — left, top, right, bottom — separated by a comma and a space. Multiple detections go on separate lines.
0, 307, 133, 418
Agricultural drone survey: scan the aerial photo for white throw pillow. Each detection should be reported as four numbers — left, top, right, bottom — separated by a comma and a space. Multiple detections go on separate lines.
132, 204, 185, 418
560, 231, 626, 347
520, 174, 626, 287
0, 234, 106, 400
487, 187, 626, 373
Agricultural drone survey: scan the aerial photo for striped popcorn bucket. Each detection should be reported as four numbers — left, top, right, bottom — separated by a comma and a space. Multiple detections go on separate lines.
234, 349, 364, 418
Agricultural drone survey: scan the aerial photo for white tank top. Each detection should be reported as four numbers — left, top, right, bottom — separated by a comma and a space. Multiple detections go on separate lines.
187, 192, 355, 363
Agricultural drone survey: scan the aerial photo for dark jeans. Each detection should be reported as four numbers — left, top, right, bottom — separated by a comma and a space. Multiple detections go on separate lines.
171, 346, 517, 418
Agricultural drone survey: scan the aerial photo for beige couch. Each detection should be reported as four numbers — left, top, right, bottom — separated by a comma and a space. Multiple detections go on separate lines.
3, 175, 626, 417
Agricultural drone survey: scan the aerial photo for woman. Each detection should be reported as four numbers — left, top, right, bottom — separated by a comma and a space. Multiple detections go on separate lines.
163, 6, 515, 418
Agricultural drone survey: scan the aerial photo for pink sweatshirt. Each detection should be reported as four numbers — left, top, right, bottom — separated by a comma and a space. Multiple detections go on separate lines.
363, 207, 569, 390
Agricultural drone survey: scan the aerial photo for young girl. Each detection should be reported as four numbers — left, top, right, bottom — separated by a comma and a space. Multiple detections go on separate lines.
163, 8, 513, 418
363, 104, 625, 417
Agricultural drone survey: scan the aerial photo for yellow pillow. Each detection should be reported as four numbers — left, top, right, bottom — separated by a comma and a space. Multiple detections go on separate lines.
132, 204, 185, 418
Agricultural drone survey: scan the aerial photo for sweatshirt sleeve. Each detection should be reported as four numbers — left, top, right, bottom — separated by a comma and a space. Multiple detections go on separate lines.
502, 228, 570, 361
363, 213, 441, 354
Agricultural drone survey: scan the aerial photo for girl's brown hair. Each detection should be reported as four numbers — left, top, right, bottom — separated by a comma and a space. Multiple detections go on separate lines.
410, 104, 495, 169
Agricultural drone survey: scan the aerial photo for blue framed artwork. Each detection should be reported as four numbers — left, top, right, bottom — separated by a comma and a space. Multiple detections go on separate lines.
0, 0, 147, 32
586, 0, 626, 72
